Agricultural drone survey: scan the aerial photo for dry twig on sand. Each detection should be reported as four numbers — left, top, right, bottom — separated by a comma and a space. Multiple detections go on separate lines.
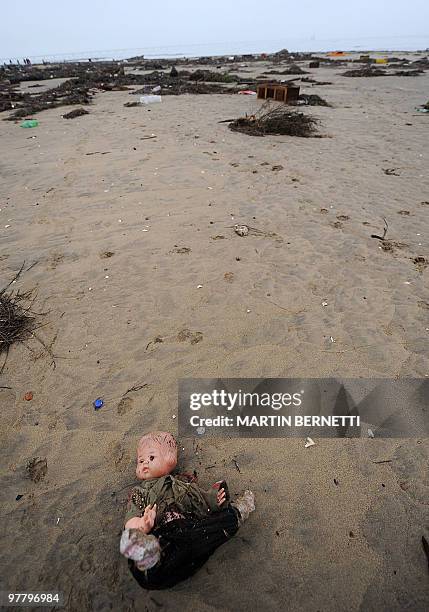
229, 101, 318, 137
0, 264, 54, 372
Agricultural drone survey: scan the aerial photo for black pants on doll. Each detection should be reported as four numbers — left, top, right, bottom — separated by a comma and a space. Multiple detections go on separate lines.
129, 507, 240, 590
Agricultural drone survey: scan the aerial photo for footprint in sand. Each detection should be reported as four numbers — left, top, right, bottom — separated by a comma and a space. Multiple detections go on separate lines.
117, 396, 134, 416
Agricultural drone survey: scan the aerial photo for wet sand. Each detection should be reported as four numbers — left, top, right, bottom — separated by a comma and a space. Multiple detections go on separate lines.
1, 53, 428, 611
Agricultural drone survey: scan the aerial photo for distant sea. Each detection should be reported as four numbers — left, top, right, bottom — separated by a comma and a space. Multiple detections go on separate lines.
3, 35, 428, 63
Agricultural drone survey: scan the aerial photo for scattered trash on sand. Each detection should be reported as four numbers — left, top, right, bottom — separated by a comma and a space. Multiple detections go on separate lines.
298, 93, 330, 107
26, 457, 48, 483
20, 119, 38, 128
229, 101, 318, 137
305, 437, 316, 448
238, 90, 257, 95
383, 168, 400, 176
139, 95, 162, 105
93, 398, 104, 410
63, 107, 89, 119
234, 224, 249, 237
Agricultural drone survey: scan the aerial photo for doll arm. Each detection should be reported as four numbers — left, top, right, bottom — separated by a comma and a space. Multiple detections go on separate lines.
125, 505, 157, 534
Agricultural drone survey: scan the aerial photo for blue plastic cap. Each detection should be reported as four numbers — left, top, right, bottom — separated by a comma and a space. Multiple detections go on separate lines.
93, 398, 104, 410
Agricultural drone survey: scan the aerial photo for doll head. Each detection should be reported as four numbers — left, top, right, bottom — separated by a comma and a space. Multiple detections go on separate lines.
136, 431, 178, 480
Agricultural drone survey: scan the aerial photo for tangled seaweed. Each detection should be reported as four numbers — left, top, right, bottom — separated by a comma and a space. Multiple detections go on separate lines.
0, 265, 54, 372
229, 101, 318, 137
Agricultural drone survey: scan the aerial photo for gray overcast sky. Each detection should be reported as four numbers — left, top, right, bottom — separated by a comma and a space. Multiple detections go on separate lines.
2, 1, 428, 58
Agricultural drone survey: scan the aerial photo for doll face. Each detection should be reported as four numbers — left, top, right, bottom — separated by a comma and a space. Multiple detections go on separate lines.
136, 445, 172, 480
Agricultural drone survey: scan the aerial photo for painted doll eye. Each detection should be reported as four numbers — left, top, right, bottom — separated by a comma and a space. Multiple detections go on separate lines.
150, 455, 155, 461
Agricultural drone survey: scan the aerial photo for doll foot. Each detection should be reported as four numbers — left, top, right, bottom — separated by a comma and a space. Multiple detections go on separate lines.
231, 490, 255, 523
120, 529, 161, 571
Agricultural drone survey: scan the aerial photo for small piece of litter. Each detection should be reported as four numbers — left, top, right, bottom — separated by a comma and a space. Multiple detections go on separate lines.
16, 495, 23, 501
197, 284, 203, 289
329, 336, 335, 343
172, 415, 176, 419
56, 517, 61, 524
322, 301, 328, 307
24, 391, 33, 401
246, 309, 251, 313
93, 398, 104, 410
305, 437, 316, 448
196, 426, 206, 435
368, 428, 375, 438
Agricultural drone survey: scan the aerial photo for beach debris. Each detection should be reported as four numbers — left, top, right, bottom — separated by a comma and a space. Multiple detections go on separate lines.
20, 119, 38, 128
234, 224, 249, 236
383, 168, 400, 176
342, 68, 386, 77
397, 210, 410, 216
322, 301, 328, 307
329, 336, 336, 343
413, 256, 427, 272
367, 428, 375, 438
305, 437, 316, 448
257, 83, 300, 104
334, 478, 339, 486
23, 391, 33, 401
371, 217, 389, 241
272, 165, 284, 171
0, 264, 53, 373
100, 251, 115, 258
238, 90, 257, 95
63, 107, 89, 119
93, 398, 104, 410
26, 457, 48, 483
139, 95, 162, 104
224, 272, 234, 282
171, 246, 191, 254
229, 101, 318, 137
298, 94, 330, 107
169, 66, 178, 78
16, 494, 24, 501
197, 284, 203, 289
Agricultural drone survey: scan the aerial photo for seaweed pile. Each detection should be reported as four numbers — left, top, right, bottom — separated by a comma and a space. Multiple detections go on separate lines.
298, 94, 330, 107
228, 102, 318, 137
0, 267, 37, 372
342, 67, 387, 77
262, 65, 309, 76
63, 107, 89, 119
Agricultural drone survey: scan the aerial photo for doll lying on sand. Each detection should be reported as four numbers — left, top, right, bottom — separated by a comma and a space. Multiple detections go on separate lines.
120, 431, 255, 589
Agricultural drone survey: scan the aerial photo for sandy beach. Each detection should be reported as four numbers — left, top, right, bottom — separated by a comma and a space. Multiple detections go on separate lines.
1, 53, 429, 611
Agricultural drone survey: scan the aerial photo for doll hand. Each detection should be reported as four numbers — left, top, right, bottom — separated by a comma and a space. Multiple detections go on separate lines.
217, 488, 226, 506
141, 504, 157, 533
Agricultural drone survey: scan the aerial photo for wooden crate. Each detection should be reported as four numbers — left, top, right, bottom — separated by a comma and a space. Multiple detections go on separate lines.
257, 83, 300, 104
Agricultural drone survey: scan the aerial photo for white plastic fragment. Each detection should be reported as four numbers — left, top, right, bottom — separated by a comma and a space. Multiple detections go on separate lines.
234, 224, 249, 237
305, 437, 316, 448
367, 428, 375, 438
